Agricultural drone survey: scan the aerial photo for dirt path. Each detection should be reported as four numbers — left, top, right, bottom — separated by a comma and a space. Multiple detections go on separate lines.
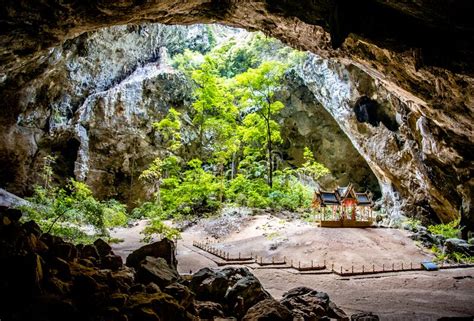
110, 214, 474, 320
254, 268, 474, 320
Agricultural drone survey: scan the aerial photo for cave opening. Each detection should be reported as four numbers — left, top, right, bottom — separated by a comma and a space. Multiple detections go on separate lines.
1, 3, 474, 320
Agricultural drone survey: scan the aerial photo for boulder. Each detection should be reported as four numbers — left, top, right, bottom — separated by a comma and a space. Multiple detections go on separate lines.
242, 299, 292, 321
135, 256, 180, 288
280, 287, 332, 320
102, 254, 123, 271
445, 238, 474, 256
194, 301, 225, 319
126, 238, 177, 270
351, 312, 380, 320
50, 256, 72, 280
53, 242, 78, 261
81, 244, 100, 260
126, 292, 190, 321
94, 238, 113, 257
164, 282, 195, 310
225, 274, 271, 315
146, 282, 161, 293
23, 220, 42, 236
327, 301, 349, 320
190, 268, 229, 302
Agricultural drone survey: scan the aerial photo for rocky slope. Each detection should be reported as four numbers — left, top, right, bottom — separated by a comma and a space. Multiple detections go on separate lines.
0, 1, 472, 232
0, 208, 374, 321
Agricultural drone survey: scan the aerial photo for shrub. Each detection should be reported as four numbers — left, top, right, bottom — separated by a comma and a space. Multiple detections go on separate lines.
103, 199, 128, 228
141, 219, 181, 243
161, 159, 221, 217
19, 179, 128, 243
428, 219, 461, 239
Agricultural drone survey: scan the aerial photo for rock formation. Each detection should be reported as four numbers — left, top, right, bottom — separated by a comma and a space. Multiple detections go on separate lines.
0, 1, 472, 231
0, 208, 370, 321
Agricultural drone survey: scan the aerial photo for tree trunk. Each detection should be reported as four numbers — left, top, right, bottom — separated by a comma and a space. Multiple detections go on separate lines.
266, 105, 273, 188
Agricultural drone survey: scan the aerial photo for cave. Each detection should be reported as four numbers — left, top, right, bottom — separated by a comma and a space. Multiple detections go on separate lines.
1, 1, 474, 321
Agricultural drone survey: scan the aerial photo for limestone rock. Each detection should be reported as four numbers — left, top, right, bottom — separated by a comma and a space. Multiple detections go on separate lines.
242, 299, 292, 321
135, 256, 180, 288
281, 287, 339, 320
190, 267, 229, 303
445, 238, 474, 256
225, 274, 272, 316
194, 301, 226, 319
126, 238, 177, 270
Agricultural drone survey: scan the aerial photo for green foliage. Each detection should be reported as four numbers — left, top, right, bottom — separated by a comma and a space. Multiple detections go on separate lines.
172, 49, 204, 77
161, 159, 221, 217
209, 32, 307, 78
428, 219, 461, 239
40, 155, 57, 189
130, 202, 161, 219
153, 108, 182, 153
225, 172, 311, 211
191, 55, 237, 161
431, 245, 448, 262
404, 218, 422, 231
269, 171, 312, 210
20, 179, 128, 244
297, 147, 330, 180
141, 29, 323, 218
226, 174, 271, 208
141, 219, 181, 243
234, 61, 287, 187
102, 200, 128, 228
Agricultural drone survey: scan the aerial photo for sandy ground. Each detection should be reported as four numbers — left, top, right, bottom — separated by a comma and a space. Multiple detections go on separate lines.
110, 213, 474, 320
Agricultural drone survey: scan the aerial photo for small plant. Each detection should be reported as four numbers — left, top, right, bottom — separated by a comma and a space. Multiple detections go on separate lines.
141, 219, 181, 243
19, 175, 129, 243
431, 245, 448, 262
428, 219, 461, 239
404, 218, 422, 231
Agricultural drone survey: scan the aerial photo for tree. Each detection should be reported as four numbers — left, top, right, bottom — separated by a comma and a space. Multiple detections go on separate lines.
153, 107, 182, 155
234, 61, 287, 188
298, 147, 330, 181
139, 157, 163, 209
191, 56, 236, 160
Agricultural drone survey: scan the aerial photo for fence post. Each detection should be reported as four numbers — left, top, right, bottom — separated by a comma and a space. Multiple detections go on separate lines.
332, 263, 334, 272
340, 266, 343, 274
298, 261, 301, 269
239, 252, 241, 259
311, 260, 313, 268
272, 256, 275, 264
392, 263, 394, 271
351, 265, 354, 274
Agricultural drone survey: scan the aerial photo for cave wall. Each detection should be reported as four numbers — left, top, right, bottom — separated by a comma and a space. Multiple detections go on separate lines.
277, 70, 380, 195
0, 1, 472, 230
0, 23, 380, 207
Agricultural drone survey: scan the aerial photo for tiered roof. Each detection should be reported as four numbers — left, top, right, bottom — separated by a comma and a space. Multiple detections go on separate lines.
313, 184, 373, 207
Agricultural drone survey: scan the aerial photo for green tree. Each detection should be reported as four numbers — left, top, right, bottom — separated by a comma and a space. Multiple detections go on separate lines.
139, 157, 164, 210
234, 61, 287, 187
191, 56, 236, 160
153, 107, 182, 154
297, 147, 330, 181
